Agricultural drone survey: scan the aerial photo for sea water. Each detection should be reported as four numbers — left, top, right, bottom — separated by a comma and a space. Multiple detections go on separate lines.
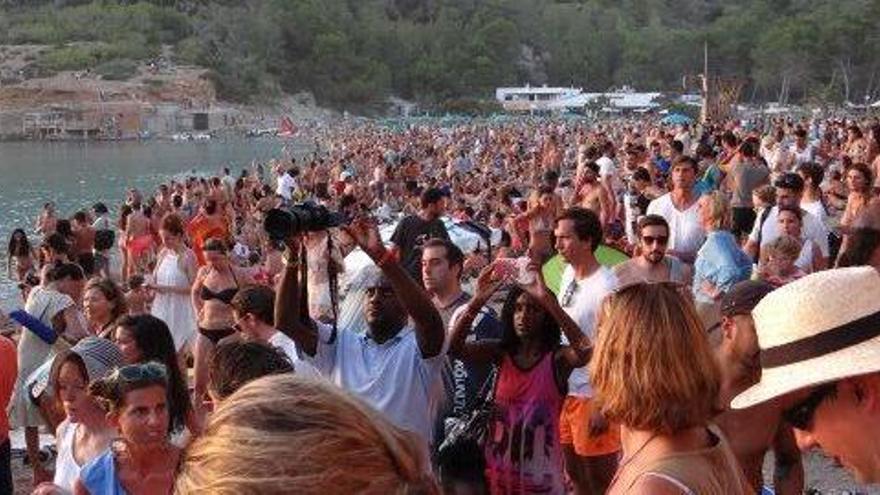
0, 137, 294, 309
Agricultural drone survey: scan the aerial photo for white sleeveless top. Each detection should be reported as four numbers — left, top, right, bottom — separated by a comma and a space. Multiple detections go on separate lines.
53, 420, 82, 492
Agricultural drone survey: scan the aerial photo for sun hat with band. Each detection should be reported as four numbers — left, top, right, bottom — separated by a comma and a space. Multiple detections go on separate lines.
732, 267, 880, 409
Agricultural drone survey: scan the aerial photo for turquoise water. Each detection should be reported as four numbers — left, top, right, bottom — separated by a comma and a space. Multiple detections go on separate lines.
0, 138, 291, 309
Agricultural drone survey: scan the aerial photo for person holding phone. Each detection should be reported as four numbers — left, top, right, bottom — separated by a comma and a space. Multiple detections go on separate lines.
448, 260, 592, 494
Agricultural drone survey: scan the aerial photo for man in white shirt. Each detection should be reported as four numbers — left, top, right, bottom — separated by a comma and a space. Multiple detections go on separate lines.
674, 124, 692, 154
646, 155, 706, 263
276, 167, 298, 202
595, 141, 619, 216
745, 173, 829, 268
790, 128, 815, 167
220, 167, 236, 195
276, 218, 447, 448
230, 285, 320, 378
553, 207, 618, 494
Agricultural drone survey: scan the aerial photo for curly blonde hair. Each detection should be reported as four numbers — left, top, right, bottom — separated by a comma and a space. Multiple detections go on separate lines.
590, 282, 720, 434
174, 374, 439, 494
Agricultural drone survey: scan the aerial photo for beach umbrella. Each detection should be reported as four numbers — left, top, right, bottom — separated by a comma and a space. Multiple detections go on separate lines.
660, 113, 693, 126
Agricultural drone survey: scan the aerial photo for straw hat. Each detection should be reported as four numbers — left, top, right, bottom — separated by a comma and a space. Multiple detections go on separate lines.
732, 267, 880, 409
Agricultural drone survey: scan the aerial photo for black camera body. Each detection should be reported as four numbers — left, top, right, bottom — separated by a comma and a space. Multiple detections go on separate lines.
263, 203, 347, 241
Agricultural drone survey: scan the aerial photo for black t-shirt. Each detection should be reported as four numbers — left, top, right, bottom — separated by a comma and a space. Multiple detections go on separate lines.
390, 214, 449, 283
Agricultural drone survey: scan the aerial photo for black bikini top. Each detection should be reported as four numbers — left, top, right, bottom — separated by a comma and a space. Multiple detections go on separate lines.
199, 270, 238, 305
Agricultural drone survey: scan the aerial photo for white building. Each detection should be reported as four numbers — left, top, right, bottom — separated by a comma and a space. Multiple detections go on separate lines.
495, 85, 589, 112
495, 85, 662, 113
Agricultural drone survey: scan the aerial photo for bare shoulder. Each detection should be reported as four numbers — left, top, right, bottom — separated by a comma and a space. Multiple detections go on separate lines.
612, 260, 637, 282
195, 265, 209, 280
630, 474, 692, 495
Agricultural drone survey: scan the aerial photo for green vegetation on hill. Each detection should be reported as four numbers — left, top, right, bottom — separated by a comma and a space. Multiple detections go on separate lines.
2, 0, 879, 109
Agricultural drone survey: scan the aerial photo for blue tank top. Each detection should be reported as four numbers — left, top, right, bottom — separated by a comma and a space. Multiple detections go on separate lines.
80, 449, 127, 495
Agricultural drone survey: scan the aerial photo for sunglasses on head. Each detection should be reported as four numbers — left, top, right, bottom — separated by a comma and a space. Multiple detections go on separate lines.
114, 362, 168, 383
561, 280, 578, 308
782, 383, 836, 430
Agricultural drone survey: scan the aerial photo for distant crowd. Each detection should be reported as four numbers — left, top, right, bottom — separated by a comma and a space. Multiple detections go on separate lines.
3, 115, 880, 494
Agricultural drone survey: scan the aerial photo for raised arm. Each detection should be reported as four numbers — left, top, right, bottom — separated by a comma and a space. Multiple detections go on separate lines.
344, 217, 445, 358
274, 236, 318, 356
519, 263, 592, 371
448, 264, 504, 364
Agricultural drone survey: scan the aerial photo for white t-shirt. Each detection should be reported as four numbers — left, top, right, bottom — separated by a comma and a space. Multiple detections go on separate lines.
276, 173, 297, 200
303, 321, 446, 447
795, 239, 817, 273
557, 264, 617, 398
674, 131, 691, 154
221, 174, 236, 193
596, 156, 616, 178
91, 215, 111, 231
646, 194, 706, 258
267, 331, 321, 379
790, 144, 815, 166
748, 206, 830, 257
800, 200, 828, 228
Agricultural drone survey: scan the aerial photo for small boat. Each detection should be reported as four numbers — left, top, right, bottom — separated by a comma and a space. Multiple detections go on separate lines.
246, 128, 278, 138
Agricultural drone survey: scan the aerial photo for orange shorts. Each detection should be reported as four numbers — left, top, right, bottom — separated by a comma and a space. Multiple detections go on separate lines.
559, 396, 621, 457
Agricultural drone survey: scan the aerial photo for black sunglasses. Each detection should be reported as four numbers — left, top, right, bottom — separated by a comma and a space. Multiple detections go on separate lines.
782, 383, 836, 430
641, 235, 669, 245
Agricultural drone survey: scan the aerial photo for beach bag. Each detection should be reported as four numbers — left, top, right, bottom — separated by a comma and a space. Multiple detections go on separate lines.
437, 366, 498, 458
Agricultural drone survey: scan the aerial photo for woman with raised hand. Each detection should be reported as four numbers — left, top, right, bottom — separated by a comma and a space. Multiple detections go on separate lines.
447, 261, 592, 494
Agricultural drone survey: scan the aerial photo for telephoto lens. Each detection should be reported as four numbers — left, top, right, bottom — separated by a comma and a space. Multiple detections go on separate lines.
263, 203, 348, 241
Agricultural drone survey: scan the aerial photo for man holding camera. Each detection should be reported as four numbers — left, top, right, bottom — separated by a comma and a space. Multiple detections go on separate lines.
276, 216, 447, 448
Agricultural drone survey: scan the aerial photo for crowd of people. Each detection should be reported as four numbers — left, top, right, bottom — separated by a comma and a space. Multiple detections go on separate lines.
2, 114, 880, 494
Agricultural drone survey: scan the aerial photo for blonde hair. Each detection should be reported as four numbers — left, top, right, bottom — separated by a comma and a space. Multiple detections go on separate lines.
590, 283, 720, 434
174, 375, 439, 495
762, 234, 802, 264
702, 191, 731, 230
753, 184, 776, 207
